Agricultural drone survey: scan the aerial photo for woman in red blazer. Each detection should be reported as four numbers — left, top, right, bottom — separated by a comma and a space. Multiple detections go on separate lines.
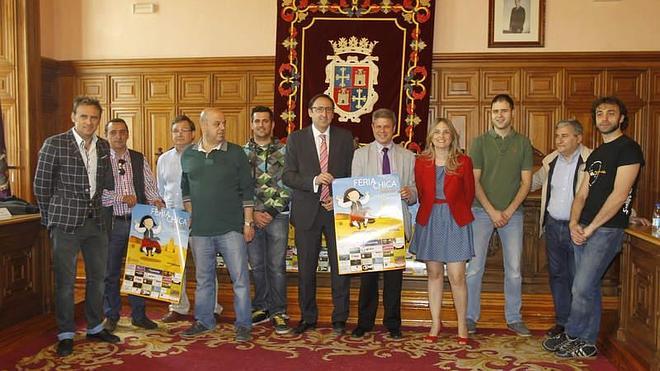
409, 118, 475, 344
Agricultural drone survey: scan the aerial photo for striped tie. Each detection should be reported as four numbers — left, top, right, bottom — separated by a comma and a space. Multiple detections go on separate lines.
319, 134, 329, 201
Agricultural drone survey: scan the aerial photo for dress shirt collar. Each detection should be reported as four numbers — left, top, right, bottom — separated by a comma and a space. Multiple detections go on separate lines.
558, 145, 582, 164
375, 141, 394, 153
110, 148, 130, 159
311, 124, 330, 141
71, 127, 98, 150
193, 139, 227, 153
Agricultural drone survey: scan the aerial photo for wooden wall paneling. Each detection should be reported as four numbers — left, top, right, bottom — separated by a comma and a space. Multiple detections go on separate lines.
523, 105, 560, 156
248, 72, 275, 106
177, 105, 206, 127
177, 73, 211, 105
440, 69, 479, 102
565, 105, 596, 149
78, 75, 108, 104
440, 105, 478, 150
220, 106, 249, 145
522, 68, 562, 102
213, 73, 247, 104
144, 74, 175, 105
650, 69, 660, 103
481, 69, 521, 102
0, 103, 17, 192
0, 0, 15, 64
111, 75, 142, 105
565, 69, 602, 102
144, 107, 176, 169
606, 69, 646, 105
429, 69, 439, 104
647, 106, 660, 216
110, 107, 143, 152
0, 66, 15, 99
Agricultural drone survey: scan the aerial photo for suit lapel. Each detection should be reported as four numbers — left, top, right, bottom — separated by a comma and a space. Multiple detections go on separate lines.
66, 131, 87, 169
368, 142, 380, 175
304, 126, 321, 173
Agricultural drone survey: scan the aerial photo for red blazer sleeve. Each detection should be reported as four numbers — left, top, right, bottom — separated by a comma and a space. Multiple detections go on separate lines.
462, 155, 475, 206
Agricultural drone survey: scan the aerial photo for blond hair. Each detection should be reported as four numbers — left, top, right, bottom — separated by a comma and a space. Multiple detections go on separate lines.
420, 118, 462, 174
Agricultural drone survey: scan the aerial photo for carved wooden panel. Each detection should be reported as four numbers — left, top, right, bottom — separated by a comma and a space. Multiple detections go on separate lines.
606, 69, 646, 105
0, 68, 14, 99
564, 106, 595, 149
565, 70, 602, 102
213, 74, 247, 104
144, 74, 175, 104
429, 69, 439, 104
178, 74, 211, 104
522, 69, 562, 102
0, 0, 15, 63
177, 106, 205, 125
248, 72, 274, 105
440, 69, 479, 102
523, 105, 560, 156
144, 107, 176, 169
2, 249, 34, 297
220, 106, 249, 145
110, 107, 143, 152
440, 105, 478, 150
78, 75, 108, 104
651, 69, 660, 103
481, 69, 520, 102
111, 75, 141, 105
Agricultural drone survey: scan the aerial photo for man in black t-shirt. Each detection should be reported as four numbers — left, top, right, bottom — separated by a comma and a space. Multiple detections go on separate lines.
542, 97, 644, 358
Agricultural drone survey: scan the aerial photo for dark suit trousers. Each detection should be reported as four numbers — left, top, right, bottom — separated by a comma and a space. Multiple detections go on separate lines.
295, 208, 351, 324
357, 269, 403, 331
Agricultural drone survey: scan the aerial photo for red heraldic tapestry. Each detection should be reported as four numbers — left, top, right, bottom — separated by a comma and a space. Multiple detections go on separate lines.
274, 0, 435, 150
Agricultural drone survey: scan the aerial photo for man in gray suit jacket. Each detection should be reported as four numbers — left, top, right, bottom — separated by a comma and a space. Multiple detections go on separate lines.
349, 108, 417, 339
283, 93, 354, 335
34, 96, 119, 357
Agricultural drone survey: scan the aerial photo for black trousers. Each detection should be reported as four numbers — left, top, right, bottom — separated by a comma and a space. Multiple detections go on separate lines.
357, 269, 403, 331
295, 208, 351, 324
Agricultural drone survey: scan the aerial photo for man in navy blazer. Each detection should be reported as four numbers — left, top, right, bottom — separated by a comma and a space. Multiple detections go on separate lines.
283, 93, 354, 334
349, 108, 417, 340
34, 96, 119, 357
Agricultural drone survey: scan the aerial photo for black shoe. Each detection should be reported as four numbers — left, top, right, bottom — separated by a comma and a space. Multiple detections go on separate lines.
104, 317, 118, 333
332, 321, 346, 335
293, 321, 316, 334
351, 326, 367, 338
56, 339, 73, 357
86, 329, 120, 343
545, 324, 564, 337
132, 317, 158, 330
388, 328, 403, 339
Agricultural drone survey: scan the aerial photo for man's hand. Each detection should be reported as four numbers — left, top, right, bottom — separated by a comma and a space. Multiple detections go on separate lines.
630, 216, 651, 226
244, 225, 255, 242
151, 199, 165, 209
315, 172, 334, 186
122, 195, 137, 207
570, 223, 587, 246
400, 186, 412, 203
488, 209, 508, 228
254, 211, 273, 229
321, 197, 333, 211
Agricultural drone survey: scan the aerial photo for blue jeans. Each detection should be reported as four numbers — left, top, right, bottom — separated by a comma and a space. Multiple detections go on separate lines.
544, 215, 575, 326
565, 226, 624, 344
247, 213, 289, 315
466, 207, 524, 323
191, 232, 251, 329
104, 219, 147, 321
50, 218, 108, 340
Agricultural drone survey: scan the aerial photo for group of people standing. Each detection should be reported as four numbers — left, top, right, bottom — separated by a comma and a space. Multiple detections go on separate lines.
34, 92, 644, 361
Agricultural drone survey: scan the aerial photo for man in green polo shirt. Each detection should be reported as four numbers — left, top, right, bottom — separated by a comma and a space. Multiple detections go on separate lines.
179, 107, 255, 342
466, 94, 533, 336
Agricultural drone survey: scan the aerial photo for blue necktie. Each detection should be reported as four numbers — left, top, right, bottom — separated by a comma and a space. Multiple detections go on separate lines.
382, 147, 391, 175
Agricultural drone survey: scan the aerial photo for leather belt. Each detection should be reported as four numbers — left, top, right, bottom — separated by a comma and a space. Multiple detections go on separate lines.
113, 214, 131, 221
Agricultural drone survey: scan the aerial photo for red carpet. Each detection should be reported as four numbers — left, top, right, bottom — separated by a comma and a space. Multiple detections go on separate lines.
1, 316, 615, 371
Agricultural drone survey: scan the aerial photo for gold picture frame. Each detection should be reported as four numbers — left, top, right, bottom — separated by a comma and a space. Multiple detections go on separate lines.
488, 0, 545, 48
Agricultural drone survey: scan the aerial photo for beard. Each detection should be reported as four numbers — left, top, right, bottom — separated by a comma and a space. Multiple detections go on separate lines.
598, 122, 620, 135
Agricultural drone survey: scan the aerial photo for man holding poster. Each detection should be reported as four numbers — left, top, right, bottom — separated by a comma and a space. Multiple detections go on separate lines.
101, 118, 164, 333
347, 108, 417, 340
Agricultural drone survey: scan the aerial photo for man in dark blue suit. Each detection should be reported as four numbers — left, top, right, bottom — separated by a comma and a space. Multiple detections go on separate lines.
34, 96, 119, 357
283, 93, 354, 335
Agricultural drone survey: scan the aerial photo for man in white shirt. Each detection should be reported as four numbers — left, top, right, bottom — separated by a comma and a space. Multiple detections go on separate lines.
157, 115, 223, 323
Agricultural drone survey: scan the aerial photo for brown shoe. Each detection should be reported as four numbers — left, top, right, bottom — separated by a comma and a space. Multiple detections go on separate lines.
161, 311, 186, 323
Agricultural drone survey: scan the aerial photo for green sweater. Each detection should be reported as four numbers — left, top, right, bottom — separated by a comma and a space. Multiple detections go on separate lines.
181, 141, 254, 236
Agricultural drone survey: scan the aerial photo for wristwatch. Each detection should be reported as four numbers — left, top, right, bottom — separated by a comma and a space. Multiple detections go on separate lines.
244, 221, 255, 227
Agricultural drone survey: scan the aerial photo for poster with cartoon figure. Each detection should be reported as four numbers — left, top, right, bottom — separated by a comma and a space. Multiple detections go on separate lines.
332, 174, 406, 275
120, 204, 190, 303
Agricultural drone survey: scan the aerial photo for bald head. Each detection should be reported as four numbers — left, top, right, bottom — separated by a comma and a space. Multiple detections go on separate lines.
199, 107, 226, 147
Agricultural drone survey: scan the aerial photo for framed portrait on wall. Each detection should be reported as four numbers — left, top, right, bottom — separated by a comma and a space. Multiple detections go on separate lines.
488, 0, 545, 47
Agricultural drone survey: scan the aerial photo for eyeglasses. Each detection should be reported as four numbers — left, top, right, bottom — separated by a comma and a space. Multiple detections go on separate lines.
118, 159, 126, 176
172, 129, 193, 134
310, 107, 334, 113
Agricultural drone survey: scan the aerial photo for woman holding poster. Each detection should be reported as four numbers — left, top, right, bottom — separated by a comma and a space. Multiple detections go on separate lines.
410, 118, 475, 345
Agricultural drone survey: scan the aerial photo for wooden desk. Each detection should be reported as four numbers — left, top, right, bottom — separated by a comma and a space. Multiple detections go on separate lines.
0, 214, 51, 330
609, 226, 660, 370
